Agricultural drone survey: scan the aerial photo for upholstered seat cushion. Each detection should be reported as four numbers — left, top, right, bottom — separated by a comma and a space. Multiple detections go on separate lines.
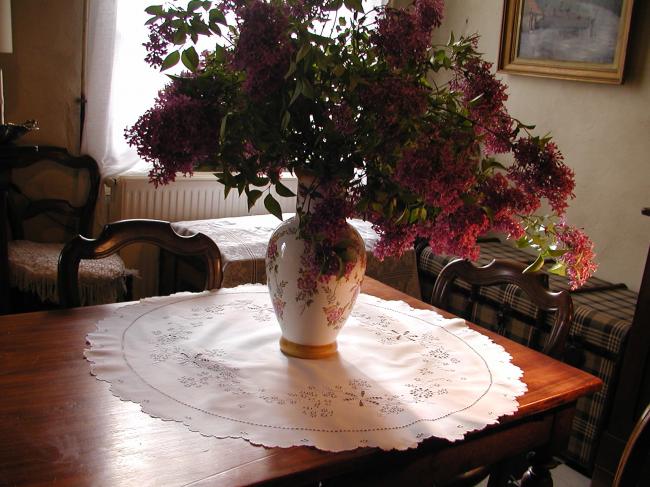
8, 240, 130, 306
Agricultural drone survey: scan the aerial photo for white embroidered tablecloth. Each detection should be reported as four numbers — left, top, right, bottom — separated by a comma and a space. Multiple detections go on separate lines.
172, 214, 421, 298
86, 284, 527, 451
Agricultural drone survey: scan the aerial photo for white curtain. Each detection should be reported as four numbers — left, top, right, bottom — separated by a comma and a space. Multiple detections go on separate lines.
82, 0, 168, 177
82, 0, 386, 178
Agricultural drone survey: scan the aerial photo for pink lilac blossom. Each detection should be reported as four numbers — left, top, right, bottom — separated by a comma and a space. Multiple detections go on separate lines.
509, 137, 575, 215
451, 58, 513, 155
394, 133, 477, 211
288, 0, 328, 21
125, 81, 220, 186
424, 205, 490, 261
144, 23, 173, 68
303, 183, 353, 243
555, 222, 597, 290
329, 103, 356, 137
372, 220, 419, 261
232, 0, 293, 100
216, 0, 247, 14
373, 6, 431, 69
297, 179, 360, 280
359, 76, 428, 134
415, 0, 445, 30
480, 173, 540, 238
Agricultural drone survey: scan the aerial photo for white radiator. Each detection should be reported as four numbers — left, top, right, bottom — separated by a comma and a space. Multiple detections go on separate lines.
108, 172, 297, 221
105, 172, 297, 298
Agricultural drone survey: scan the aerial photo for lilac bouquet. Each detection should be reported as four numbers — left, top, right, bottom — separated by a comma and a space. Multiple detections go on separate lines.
126, 0, 596, 288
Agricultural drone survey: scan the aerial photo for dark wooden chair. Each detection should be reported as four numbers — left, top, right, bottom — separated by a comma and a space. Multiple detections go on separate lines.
0, 146, 125, 313
431, 259, 573, 359
58, 219, 223, 308
612, 402, 650, 487
431, 259, 575, 486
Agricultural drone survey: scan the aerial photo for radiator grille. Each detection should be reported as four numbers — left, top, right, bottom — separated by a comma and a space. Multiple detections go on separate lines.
109, 173, 297, 221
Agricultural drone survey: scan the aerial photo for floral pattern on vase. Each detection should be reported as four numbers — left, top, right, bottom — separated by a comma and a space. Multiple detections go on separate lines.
266, 175, 367, 358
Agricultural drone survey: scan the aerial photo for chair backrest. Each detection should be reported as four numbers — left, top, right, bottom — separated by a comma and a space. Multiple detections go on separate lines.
613, 403, 650, 487
57, 219, 223, 308
430, 259, 573, 359
0, 146, 100, 241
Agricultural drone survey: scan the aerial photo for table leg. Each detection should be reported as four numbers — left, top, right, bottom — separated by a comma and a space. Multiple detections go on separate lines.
518, 403, 576, 487
519, 451, 554, 487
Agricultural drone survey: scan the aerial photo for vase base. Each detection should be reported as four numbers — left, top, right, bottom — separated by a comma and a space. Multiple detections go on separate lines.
279, 337, 338, 359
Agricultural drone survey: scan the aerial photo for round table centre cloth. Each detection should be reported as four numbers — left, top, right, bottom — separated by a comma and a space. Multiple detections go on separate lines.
86, 284, 527, 451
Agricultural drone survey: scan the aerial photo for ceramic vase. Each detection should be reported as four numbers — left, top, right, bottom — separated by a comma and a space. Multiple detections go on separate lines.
265, 173, 366, 359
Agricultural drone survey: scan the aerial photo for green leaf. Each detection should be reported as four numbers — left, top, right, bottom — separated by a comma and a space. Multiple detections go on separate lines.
161, 50, 180, 70
344, 0, 363, 12
212, 44, 226, 62
209, 8, 227, 25
548, 262, 567, 276
264, 194, 283, 220
285, 61, 297, 79
409, 207, 426, 223
515, 236, 530, 248
547, 248, 568, 258
187, 0, 203, 12
236, 178, 246, 196
145, 5, 164, 16
468, 93, 485, 106
275, 181, 295, 198
324, 0, 344, 11
296, 44, 310, 62
190, 18, 211, 35
281, 111, 291, 130
172, 28, 187, 45
395, 208, 409, 224
246, 189, 263, 210
481, 158, 507, 172
250, 175, 269, 187
301, 79, 314, 98
219, 112, 230, 141
289, 80, 302, 106
524, 254, 545, 274
181, 46, 200, 72
332, 64, 345, 77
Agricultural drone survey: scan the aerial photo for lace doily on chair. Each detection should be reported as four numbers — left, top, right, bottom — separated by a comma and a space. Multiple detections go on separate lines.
9, 240, 129, 305
85, 284, 527, 451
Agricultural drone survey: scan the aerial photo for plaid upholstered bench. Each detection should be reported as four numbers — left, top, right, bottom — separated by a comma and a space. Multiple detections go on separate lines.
416, 240, 638, 474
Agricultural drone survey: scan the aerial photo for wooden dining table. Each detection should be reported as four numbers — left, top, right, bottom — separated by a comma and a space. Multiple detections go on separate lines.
0, 277, 601, 486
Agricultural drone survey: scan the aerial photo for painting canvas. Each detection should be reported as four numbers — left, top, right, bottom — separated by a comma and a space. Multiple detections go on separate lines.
519, 0, 622, 63
499, 0, 634, 83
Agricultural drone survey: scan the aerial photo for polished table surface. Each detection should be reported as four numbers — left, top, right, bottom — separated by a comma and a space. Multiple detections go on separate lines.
0, 278, 601, 486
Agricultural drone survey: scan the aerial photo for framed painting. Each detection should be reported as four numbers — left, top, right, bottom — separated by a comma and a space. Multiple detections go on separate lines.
498, 0, 635, 84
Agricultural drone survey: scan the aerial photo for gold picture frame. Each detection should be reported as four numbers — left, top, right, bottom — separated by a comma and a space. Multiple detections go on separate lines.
498, 0, 635, 84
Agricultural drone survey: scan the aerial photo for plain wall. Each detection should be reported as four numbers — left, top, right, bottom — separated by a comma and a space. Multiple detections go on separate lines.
1, 0, 648, 291
432, 0, 650, 291
0, 0, 84, 151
